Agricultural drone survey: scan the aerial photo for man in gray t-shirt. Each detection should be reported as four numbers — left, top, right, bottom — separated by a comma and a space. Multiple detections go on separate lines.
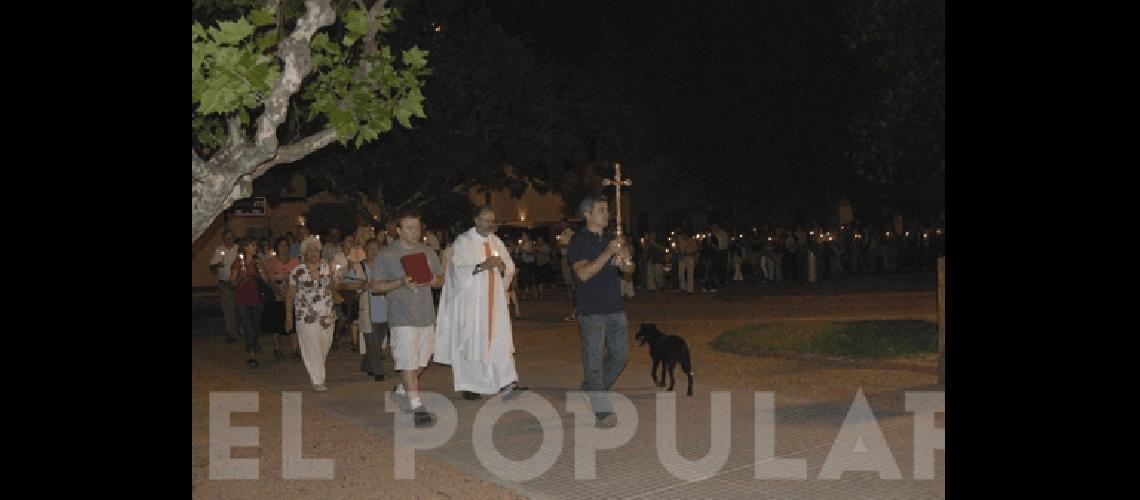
370, 212, 444, 428
376, 240, 442, 327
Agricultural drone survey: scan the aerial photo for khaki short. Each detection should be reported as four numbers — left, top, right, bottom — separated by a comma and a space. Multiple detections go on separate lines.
389, 325, 435, 370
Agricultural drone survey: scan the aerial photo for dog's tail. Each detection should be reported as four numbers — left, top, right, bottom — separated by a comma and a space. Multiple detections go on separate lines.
681, 343, 694, 396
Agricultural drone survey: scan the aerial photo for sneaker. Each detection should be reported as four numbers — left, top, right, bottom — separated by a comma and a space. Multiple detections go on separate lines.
501, 383, 528, 402
596, 412, 618, 428
413, 407, 434, 428
313, 384, 328, 392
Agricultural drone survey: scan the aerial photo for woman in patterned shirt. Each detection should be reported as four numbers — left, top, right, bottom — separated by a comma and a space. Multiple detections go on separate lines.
285, 236, 339, 392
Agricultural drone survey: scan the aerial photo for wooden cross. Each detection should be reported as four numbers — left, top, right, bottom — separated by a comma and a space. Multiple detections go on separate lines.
601, 163, 633, 238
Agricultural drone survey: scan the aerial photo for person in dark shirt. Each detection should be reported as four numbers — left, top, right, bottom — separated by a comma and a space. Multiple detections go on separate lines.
567, 195, 635, 428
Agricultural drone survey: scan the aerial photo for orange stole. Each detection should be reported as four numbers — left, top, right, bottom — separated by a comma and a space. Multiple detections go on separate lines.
484, 241, 494, 352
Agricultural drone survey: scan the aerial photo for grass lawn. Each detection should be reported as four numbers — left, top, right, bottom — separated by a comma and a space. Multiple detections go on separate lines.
712, 320, 938, 359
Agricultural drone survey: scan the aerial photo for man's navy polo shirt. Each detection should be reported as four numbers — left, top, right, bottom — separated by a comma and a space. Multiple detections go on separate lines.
567, 229, 624, 315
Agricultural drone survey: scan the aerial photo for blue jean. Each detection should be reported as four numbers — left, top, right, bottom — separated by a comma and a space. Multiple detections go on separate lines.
577, 312, 629, 415
236, 304, 264, 354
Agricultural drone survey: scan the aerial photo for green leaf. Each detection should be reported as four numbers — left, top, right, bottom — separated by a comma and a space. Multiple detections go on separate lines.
193, 22, 208, 41
198, 87, 234, 114
214, 18, 255, 45
247, 64, 270, 90
264, 66, 280, 89
239, 108, 250, 125
311, 32, 340, 56
345, 8, 369, 40
192, 44, 207, 72
342, 35, 357, 47
394, 100, 414, 128
192, 74, 207, 103
248, 7, 277, 27
401, 47, 428, 70
254, 31, 278, 53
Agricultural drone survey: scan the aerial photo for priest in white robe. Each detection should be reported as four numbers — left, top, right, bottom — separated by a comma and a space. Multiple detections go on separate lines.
435, 206, 525, 399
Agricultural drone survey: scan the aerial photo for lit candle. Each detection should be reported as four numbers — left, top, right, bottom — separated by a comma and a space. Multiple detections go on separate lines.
810, 231, 815, 236
767, 237, 773, 242
665, 248, 670, 254
738, 234, 743, 238
220, 251, 225, 256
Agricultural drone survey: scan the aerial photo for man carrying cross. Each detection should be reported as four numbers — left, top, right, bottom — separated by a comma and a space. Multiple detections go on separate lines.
434, 206, 526, 401
569, 166, 635, 428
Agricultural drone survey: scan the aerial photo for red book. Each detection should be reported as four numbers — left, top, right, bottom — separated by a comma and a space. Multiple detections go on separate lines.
400, 253, 434, 284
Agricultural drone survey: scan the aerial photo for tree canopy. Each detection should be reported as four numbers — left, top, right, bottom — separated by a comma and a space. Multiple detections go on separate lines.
191, 0, 430, 241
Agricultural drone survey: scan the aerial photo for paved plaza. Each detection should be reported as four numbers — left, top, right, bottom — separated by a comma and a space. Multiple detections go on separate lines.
193, 284, 945, 498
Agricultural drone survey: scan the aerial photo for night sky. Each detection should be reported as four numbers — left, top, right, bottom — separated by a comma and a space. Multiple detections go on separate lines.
477, 0, 939, 223
252, 0, 944, 227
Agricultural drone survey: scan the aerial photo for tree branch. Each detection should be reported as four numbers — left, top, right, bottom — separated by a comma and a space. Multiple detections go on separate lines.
193, 149, 206, 180
249, 127, 339, 179
227, 114, 245, 148
254, 0, 337, 149
355, 0, 388, 79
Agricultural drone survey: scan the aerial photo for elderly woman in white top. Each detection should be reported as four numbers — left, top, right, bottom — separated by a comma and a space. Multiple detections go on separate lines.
285, 236, 339, 392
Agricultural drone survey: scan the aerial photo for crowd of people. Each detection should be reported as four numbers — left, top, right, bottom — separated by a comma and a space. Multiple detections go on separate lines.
636, 221, 947, 293
208, 210, 528, 427
205, 203, 942, 428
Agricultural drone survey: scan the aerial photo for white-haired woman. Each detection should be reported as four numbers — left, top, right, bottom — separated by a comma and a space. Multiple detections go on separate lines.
285, 236, 339, 392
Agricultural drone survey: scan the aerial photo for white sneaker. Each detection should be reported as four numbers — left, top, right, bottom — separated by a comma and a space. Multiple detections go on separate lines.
313, 384, 328, 392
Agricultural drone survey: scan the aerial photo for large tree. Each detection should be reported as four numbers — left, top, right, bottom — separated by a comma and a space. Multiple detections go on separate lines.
191, 0, 430, 241
258, 0, 593, 229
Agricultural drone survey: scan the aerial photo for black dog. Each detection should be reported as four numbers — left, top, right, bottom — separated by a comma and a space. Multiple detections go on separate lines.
635, 323, 693, 396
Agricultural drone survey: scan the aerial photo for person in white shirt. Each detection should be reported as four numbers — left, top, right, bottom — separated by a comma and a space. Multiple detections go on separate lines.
435, 206, 526, 401
209, 230, 241, 342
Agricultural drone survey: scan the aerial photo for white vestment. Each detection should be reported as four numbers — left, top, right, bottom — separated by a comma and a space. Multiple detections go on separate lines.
434, 227, 519, 394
